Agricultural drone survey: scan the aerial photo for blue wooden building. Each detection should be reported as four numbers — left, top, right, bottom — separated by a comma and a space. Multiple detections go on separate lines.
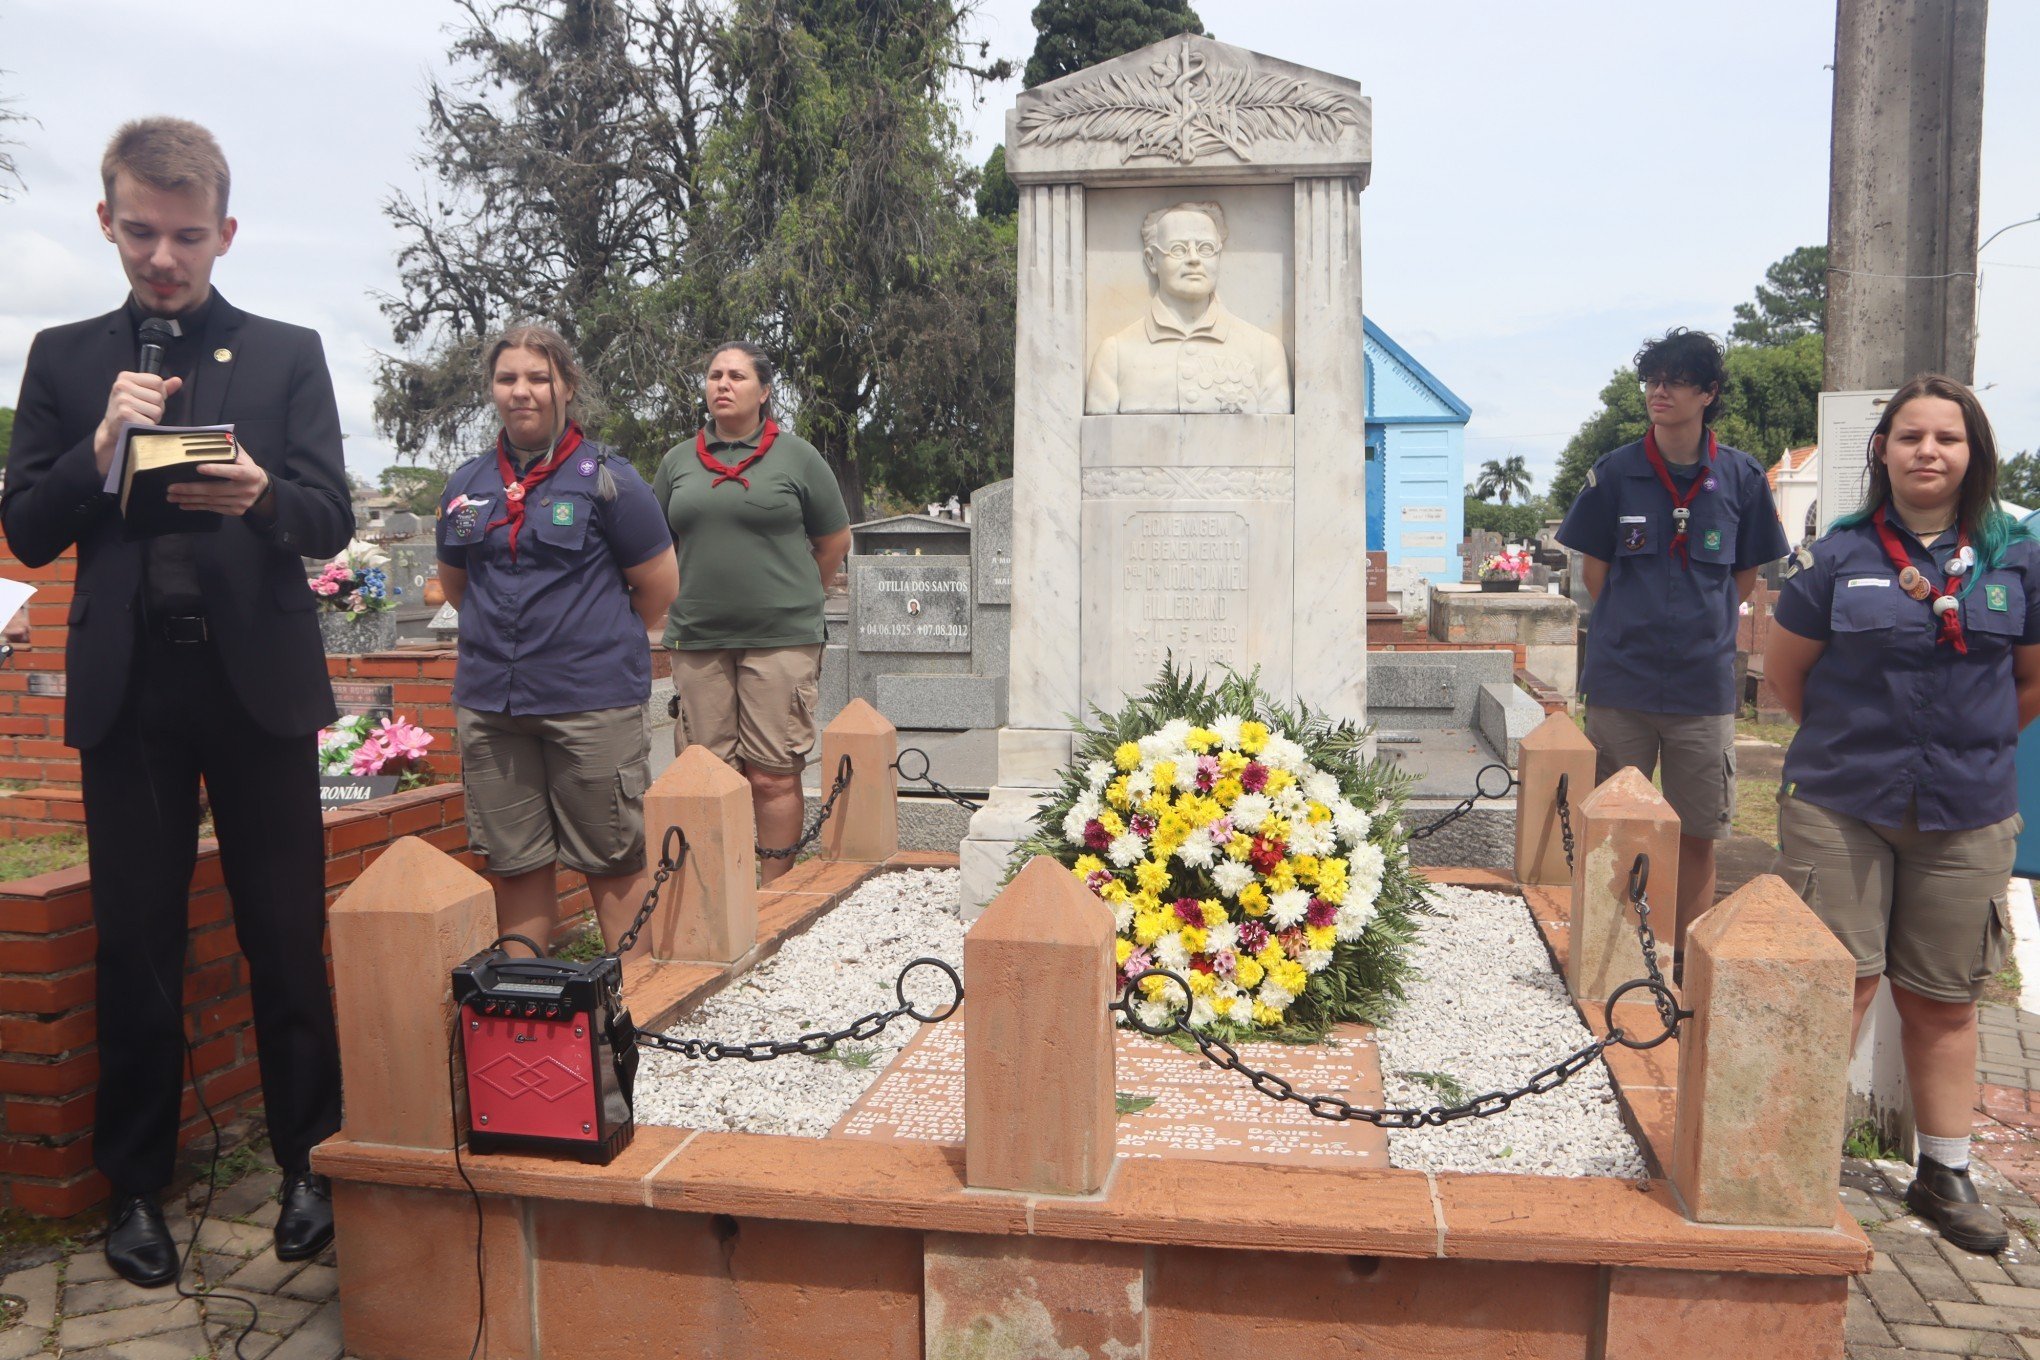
1363, 320, 1471, 584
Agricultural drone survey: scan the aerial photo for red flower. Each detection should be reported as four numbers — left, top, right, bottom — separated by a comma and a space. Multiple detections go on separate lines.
1084, 819, 1111, 851
1241, 762, 1269, 793
1248, 837, 1285, 874
1189, 956, 1215, 974
1174, 898, 1205, 924
1238, 921, 1270, 952
1306, 896, 1337, 928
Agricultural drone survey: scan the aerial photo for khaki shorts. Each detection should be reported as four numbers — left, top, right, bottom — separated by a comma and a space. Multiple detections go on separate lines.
670, 645, 823, 774
457, 705, 651, 877
1584, 706, 1736, 840
1774, 794, 2018, 1004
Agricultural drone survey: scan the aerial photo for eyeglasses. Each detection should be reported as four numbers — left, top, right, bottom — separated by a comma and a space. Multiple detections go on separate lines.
1161, 241, 1221, 260
1639, 377, 1702, 395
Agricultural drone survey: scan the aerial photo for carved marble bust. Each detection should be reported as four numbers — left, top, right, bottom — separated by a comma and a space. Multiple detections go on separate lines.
1085, 201, 1292, 415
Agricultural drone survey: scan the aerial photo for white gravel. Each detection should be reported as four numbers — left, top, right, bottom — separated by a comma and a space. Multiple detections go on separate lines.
632, 868, 966, 1136
1374, 884, 1649, 1177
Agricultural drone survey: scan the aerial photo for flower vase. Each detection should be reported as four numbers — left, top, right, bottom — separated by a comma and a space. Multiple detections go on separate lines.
319, 610, 399, 655
1479, 578, 1521, 593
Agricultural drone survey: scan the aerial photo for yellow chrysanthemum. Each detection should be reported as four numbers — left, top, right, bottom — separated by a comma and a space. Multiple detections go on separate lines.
1305, 925, 1336, 952
1276, 961, 1309, 994
1237, 883, 1269, 915
1257, 943, 1286, 971
1073, 854, 1105, 876
1218, 751, 1248, 777
1252, 1002, 1285, 1026
1265, 862, 1297, 894
1239, 721, 1270, 754
1139, 973, 1174, 999
1106, 777, 1131, 810
1225, 833, 1252, 861
1315, 858, 1348, 904
1133, 911, 1168, 946
1264, 768, 1295, 794
1261, 815, 1292, 843
1115, 938, 1134, 966
1134, 858, 1171, 895
1306, 802, 1332, 825
1212, 776, 1244, 806
1188, 969, 1217, 997
1099, 880, 1129, 903
1151, 760, 1177, 790
1114, 741, 1141, 771
1200, 900, 1226, 929
1186, 727, 1218, 753
1099, 810, 1125, 837
1178, 794, 1219, 828
1236, 956, 1265, 987
1180, 926, 1208, 953
1142, 791, 1173, 819
1131, 889, 1160, 916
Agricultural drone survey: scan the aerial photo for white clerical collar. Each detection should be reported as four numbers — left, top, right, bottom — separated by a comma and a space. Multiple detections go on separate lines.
1144, 296, 1233, 342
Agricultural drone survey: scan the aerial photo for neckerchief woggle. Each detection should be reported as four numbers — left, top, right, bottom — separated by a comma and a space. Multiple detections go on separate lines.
488, 420, 585, 560
697, 419, 780, 489
1871, 503, 1970, 655
1642, 426, 1718, 569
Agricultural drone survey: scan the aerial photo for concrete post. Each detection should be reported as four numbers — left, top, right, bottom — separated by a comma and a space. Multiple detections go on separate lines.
1673, 874, 1855, 1226
1825, 0, 1988, 388
1569, 767, 1680, 1004
819, 698, 899, 862
1514, 713, 1598, 886
965, 856, 1117, 1195
328, 837, 497, 1150
647, 746, 758, 965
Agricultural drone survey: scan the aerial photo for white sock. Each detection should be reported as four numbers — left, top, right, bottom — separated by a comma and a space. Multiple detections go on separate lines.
1918, 1132, 1971, 1172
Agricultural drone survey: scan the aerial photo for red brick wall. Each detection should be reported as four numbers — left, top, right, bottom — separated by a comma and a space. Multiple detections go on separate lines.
0, 783, 592, 1218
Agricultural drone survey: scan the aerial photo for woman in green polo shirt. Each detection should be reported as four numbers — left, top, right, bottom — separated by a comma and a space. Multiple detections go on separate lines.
654, 342, 852, 882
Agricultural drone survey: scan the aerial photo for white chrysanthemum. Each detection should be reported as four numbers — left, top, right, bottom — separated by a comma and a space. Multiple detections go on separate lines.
1261, 734, 1307, 772
1085, 759, 1114, 787
1107, 833, 1147, 867
1302, 947, 1335, 973
1062, 807, 1093, 846
1256, 978, 1295, 1010
1268, 888, 1311, 930
1287, 819, 1336, 858
1211, 714, 1246, 748
1214, 979, 1241, 1006
1229, 792, 1273, 833
1155, 933, 1191, 973
1331, 801, 1374, 844
1302, 770, 1341, 804
1211, 860, 1255, 898
1071, 790, 1102, 821
1228, 993, 1256, 1024
1189, 995, 1219, 1029
1173, 830, 1217, 869
1112, 899, 1135, 933
1172, 760, 1201, 792
1206, 920, 1240, 955
1133, 999, 1178, 1031
1349, 841, 1387, 890
1125, 770, 1154, 800
1335, 896, 1379, 941
1272, 785, 1308, 819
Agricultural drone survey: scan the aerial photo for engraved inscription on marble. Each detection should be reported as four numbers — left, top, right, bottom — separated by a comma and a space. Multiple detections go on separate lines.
1401, 505, 1446, 523
1118, 511, 1250, 679
851, 558, 973, 654
1082, 465, 1293, 499
1403, 530, 1446, 548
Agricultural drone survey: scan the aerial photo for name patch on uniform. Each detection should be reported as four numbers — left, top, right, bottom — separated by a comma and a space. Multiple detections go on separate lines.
1986, 583, 2010, 612
552, 501, 576, 526
1845, 577, 1890, 588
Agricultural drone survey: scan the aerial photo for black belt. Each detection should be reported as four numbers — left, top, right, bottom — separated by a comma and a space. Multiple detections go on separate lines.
152, 614, 210, 644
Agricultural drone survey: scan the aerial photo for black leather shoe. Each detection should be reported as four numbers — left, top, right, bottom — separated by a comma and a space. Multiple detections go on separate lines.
275, 1171, 334, 1262
1907, 1155, 2010, 1255
104, 1194, 179, 1288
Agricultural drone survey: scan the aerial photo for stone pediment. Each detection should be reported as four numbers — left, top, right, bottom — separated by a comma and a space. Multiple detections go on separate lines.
1006, 35, 1371, 186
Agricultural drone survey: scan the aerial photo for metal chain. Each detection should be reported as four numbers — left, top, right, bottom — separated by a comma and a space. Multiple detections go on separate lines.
634, 957, 963, 1061
612, 826, 687, 957
891, 747, 984, 813
1405, 763, 1517, 841
758, 754, 854, 861
1555, 772, 1577, 873
1115, 853, 1690, 1125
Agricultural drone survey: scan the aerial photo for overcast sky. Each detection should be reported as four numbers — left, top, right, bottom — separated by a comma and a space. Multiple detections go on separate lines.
3, 0, 2037, 494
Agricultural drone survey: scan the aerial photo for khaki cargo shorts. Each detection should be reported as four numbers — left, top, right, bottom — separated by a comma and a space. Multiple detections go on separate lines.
1584, 706, 1736, 840
457, 704, 651, 878
670, 644, 824, 774
1774, 794, 2018, 1004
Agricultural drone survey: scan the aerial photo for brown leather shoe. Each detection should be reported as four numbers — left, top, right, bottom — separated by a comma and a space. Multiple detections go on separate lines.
1906, 1156, 2009, 1255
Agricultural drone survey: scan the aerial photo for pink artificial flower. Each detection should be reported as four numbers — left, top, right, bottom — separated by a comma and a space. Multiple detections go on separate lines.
349, 737, 389, 776
375, 717, 433, 764
343, 592, 366, 612
311, 577, 340, 597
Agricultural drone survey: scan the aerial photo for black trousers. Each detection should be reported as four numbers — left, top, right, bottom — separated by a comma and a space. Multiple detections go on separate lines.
78, 635, 341, 1194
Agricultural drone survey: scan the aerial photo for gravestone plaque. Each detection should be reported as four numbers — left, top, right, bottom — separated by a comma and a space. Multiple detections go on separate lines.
25, 673, 65, 698
1366, 551, 1387, 604
850, 557, 972, 654
330, 681, 395, 713
1460, 529, 1503, 581
972, 480, 1013, 605
386, 542, 438, 606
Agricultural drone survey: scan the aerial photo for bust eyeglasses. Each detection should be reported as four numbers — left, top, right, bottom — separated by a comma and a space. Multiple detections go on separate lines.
1160, 241, 1222, 260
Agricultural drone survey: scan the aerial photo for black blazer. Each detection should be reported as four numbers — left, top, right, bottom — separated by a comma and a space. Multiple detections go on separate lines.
2, 293, 355, 748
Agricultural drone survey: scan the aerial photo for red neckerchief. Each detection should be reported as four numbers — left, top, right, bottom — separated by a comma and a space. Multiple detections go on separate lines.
1872, 503, 1969, 656
487, 421, 585, 559
1642, 426, 1718, 570
696, 419, 779, 489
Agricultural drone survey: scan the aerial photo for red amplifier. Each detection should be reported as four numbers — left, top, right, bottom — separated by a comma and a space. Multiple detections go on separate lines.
452, 946, 637, 1164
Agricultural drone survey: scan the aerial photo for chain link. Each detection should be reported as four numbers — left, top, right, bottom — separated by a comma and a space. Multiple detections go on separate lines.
1405, 763, 1517, 841
633, 957, 963, 1061
1116, 852, 1690, 1122
1555, 772, 1577, 873
758, 754, 854, 861
612, 826, 687, 957
891, 747, 984, 813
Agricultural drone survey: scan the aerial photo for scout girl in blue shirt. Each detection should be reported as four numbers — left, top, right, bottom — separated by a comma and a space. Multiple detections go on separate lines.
1768, 374, 2040, 1255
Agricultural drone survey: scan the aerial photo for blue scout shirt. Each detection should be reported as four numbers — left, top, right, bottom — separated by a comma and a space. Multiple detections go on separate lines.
1774, 519, 2040, 832
1557, 438, 1789, 715
436, 442, 672, 716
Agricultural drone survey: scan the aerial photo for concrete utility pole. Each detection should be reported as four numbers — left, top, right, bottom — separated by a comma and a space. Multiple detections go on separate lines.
1825, 0, 1988, 389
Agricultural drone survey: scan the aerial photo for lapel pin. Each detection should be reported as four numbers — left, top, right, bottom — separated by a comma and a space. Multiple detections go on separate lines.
213, 347, 233, 363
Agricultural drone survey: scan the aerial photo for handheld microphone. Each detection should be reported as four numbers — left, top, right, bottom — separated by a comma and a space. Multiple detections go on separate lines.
137, 317, 177, 377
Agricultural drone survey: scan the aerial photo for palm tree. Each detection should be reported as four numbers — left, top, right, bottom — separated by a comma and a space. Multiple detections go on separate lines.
1474, 455, 1533, 506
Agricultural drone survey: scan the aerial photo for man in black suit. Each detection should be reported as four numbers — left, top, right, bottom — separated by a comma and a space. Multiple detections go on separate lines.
2, 118, 350, 1286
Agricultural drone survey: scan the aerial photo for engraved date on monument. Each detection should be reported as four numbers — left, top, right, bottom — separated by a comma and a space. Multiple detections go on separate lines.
1120, 511, 1249, 673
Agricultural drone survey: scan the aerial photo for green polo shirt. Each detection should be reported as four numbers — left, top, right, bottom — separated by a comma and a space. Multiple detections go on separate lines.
653, 423, 850, 650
